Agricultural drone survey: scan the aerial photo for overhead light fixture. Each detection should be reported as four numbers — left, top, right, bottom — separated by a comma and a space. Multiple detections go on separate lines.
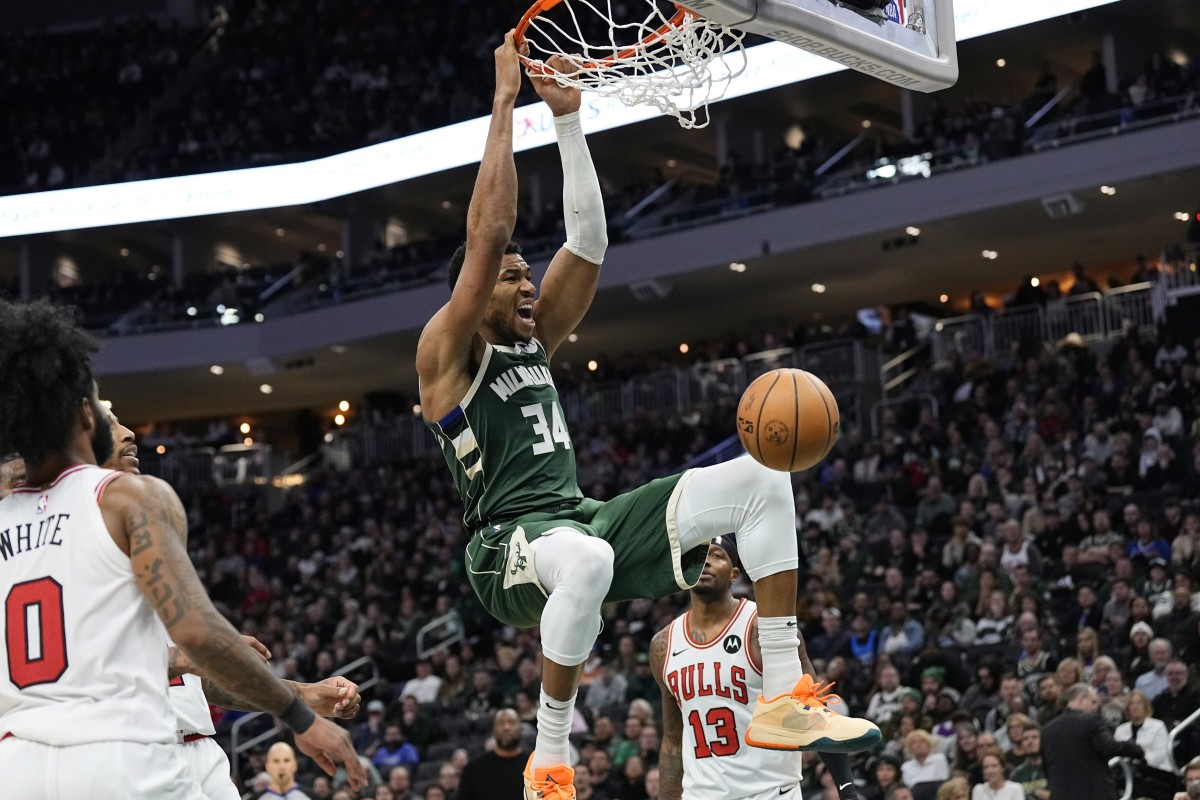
412, 404, 422, 416
187, 306, 197, 316
587, 360, 599, 371
981, 250, 998, 260
334, 414, 346, 426
567, 333, 579, 343
679, 343, 689, 354
100, 399, 112, 409
259, 384, 273, 394
335, 250, 345, 259
243, 437, 253, 446
729, 262, 747, 273
119, 247, 130, 257
996, 58, 1006, 68
905, 226, 921, 237
1176, 212, 1190, 221
331, 344, 347, 354
156, 445, 166, 455
317, 243, 328, 252
666, 159, 678, 168
254, 313, 265, 322
338, 400, 350, 412
1100, 185, 1116, 196
323, 433, 334, 443
939, 294, 949, 303
210, 365, 224, 375
811, 283, 826, 294
441, 200, 452, 209
275, 227, 285, 237
861, 120, 872, 129
239, 423, 251, 434
1031, 277, 1040, 287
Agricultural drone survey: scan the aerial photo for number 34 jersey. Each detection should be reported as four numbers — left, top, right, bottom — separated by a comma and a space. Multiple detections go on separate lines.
0, 465, 176, 746
426, 339, 583, 530
663, 598, 802, 800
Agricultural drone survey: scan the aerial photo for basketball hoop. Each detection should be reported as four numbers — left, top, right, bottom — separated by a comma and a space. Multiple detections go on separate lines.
514, 0, 748, 129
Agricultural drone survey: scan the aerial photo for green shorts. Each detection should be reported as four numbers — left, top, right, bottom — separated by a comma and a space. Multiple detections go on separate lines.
464, 470, 708, 629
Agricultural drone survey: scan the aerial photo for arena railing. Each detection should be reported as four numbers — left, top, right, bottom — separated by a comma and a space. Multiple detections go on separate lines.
229, 655, 379, 779
323, 339, 882, 469
415, 611, 465, 660
1110, 757, 1134, 800
1167, 705, 1200, 773
929, 281, 1169, 364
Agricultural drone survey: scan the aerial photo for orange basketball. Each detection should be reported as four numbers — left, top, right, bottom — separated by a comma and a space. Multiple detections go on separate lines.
735, 368, 840, 472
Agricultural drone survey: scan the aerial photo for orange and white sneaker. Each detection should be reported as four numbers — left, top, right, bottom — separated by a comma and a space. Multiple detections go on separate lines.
524, 753, 576, 800
745, 675, 881, 753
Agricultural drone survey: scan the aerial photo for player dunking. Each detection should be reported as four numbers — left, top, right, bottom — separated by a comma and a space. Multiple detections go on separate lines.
416, 33, 878, 800
98, 409, 363, 800
0, 299, 365, 798
653, 540, 863, 800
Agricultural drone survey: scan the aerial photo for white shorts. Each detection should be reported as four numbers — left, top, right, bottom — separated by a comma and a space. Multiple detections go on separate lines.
740, 782, 803, 800
0, 737, 206, 799
180, 736, 239, 800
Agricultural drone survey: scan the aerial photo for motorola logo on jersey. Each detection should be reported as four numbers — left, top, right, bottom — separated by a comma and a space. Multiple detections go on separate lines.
723, 634, 742, 654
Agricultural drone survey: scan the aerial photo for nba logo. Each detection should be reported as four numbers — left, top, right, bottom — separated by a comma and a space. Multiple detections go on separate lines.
36, 494, 49, 515
883, 0, 905, 24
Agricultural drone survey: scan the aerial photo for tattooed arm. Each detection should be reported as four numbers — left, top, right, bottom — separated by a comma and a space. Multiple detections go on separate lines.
100, 475, 365, 788
650, 627, 685, 800
749, 617, 815, 677
200, 676, 362, 719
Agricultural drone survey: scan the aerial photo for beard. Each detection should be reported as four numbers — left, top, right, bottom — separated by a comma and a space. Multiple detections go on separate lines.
91, 404, 115, 467
690, 579, 730, 600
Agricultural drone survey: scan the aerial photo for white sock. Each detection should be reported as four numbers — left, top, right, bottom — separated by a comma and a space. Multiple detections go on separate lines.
758, 616, 803, 699
533, 688, 575, 770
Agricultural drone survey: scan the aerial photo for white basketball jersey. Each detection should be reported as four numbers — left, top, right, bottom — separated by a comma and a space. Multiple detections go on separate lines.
0, 465, 176, 745
663, 598, 802, 800
169, 660, 217, 737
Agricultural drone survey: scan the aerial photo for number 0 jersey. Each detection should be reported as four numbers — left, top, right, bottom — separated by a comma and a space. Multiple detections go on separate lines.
0, 465, 176, 746
426, 339, 583, 529
169, 660, 216, 738
663, 599, 802, 800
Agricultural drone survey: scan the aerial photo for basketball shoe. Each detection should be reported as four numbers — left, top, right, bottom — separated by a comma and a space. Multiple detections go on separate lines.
524, 754, 576, 799
745, 675, 881, 753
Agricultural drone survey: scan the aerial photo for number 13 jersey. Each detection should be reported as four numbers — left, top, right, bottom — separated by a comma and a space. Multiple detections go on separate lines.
663, 598, 802, 800
0, 465, 175, 746
426, 339, 583, 529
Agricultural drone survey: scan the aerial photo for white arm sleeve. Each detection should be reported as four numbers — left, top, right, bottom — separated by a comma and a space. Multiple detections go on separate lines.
554, 111, 608, 265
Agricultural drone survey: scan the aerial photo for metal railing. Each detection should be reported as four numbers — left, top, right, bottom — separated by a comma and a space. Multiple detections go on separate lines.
326, 339, 883, 468
230, 656, 379, 778
1167, 704, 1200, 773
880, 342, 930, 397
415, 611, 465, 660
931, 283, 1163, 364
1110, 757, 1134, 800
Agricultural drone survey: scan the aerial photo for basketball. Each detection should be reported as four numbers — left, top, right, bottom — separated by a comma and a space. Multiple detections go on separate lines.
736, 368, 839, 472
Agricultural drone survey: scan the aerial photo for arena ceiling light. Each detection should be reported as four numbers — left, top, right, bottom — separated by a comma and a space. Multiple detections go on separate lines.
0, 0, 1119, 237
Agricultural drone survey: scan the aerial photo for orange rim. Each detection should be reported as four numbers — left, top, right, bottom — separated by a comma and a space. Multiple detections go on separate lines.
515, 0, 695, 73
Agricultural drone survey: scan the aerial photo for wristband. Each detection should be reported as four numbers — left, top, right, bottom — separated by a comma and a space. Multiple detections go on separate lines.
280, 694, 316, 734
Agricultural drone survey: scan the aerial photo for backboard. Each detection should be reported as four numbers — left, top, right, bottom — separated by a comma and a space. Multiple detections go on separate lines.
681, 0, 959, 91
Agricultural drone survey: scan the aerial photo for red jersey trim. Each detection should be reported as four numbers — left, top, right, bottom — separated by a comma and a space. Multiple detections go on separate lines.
682, 597, 747, 649
745, 610, 763, 675
94, 471, 126, 504
662, 624, 674, 683
10, 463, 93, 493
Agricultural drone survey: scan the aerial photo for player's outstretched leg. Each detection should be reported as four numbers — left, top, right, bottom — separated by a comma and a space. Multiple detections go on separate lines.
674, 456, 880, 753
523, 529, 615, 799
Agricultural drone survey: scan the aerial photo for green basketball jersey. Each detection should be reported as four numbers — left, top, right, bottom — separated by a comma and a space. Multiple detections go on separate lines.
426, 339, 583, 529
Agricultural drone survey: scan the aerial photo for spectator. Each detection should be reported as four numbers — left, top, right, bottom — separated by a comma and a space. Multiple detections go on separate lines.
585, 663, 629, 715
464, 668, 504, 721
352, 699, 388, 756
437, 763, 460, 798
372, 724, 420, 773
1135, 639, 1175, 700
1115, 690, 1172, 771
1152, 660, 1200, 731
400, 660, 443, 704
385, 766, 416, 800
880, 601, 926, 666
902, 729, 950, 787
1010, 725, 1050, 800
261, 742, 311, 800
1042, 684, 1144, 800
971, 750, 1024, 800
457, 710, 527, 800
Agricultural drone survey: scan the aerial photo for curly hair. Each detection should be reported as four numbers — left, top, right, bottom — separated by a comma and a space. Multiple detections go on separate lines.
0, 299, 98, 466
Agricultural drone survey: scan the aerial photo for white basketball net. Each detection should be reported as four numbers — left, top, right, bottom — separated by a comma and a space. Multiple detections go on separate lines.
519, 0, 747, 129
